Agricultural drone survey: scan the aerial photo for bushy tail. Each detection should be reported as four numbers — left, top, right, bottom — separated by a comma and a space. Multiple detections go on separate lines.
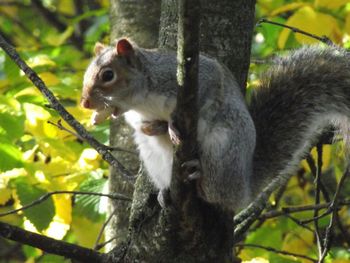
249, 45, 350, 192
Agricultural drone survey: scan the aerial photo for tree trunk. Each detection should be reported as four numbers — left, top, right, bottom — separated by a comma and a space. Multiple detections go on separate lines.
106, 0, 161, 251
159, 0, 256, 91
107, 1, 256, 262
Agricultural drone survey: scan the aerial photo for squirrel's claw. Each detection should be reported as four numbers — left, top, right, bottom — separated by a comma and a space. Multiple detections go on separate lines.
141, 120, 168, 136
157, 189, 171, 208
182, 159, 202, 182
168, 119, 181, 145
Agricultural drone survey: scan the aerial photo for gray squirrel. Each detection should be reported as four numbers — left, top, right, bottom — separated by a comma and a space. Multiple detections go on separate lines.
81, 38, 350, 211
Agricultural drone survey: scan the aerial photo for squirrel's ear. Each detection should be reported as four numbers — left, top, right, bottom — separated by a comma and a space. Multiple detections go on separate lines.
116, 39, 134, 56
94, 42, 105, 55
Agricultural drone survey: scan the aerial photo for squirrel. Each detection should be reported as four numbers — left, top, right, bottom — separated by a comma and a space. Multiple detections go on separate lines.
81, 38, 350, 211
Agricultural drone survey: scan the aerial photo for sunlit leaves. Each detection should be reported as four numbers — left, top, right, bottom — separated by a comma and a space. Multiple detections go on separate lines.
247, 1, 350, 262
315, 0, 349, 9
0, 143, 23, 171
278, 6, 341, 48
0, 3, 110, 259
75, 177, 107, 221
15, 180, 55, 231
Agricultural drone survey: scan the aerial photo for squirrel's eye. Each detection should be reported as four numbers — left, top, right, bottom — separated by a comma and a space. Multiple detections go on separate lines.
101, 68, 115, 83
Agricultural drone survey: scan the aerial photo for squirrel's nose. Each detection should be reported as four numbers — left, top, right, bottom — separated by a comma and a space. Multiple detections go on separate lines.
81, 98, 91, 109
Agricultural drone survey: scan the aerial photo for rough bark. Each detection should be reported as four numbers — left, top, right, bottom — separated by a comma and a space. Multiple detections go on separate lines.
109, 0, 161, 48
107, 0, 256, 261
159, 0, 256, 91
106, 0, 161, 251
113, 1, 256, 262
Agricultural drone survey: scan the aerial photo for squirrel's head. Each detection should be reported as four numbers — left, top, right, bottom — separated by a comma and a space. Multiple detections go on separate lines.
81, 38, 142, 125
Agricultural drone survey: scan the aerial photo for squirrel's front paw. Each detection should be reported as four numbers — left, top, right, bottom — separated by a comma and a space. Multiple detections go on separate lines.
168, 118, 182, 145
157, 189, 171, 208
141, 120, 168, 136
182, 159, 201, 181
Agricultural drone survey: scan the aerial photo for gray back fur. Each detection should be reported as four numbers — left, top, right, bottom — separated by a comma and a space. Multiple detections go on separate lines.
250, 46, 350, 192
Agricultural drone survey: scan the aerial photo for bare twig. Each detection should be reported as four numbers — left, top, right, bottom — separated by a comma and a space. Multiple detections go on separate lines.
94, 207, 118, 250
319, 166, 350, 262
234, 174, 291, 240
0, 34, 135, 180
94, 237, 117, 251
306, 154, 331, 202
235, 243, 317, 262
314, 144, 324, 257
0, 190, 131, 217
47, 120, 137, 155
47, 120, 83, 140
260, 200, 350, 220
0, 1, 28, 7
283, 213, 314, 232
0, 221, 107, 262
257, 18, 334, 46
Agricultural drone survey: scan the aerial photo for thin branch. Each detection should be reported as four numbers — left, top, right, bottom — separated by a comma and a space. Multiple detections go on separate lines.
314, 144, 324, 257
47, 120, 83, 140
306, 154, 331, 202
0, 190, 131, 217
30, 0, 84, 50
47, 120, 137, 155
257, 18, 334, 46
283, 213, 314, 232
0, 221, 107, 262
0, 34, 135, 180
31, 0, 66, 31
0, 1, 29, 7
234, 174, 291, 240
319, 166, 350, 262
260, 200, 350, 220
94, 237, 117, 251
235, 243, 317, 263
94, 207, 118, 250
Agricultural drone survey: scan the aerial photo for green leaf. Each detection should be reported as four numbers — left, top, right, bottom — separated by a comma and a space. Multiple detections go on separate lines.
38, 254, 70, 263
0, 112, 25, 141
15, 180, 55, 231
4, 55, 20, 82
74, 177, 107, 221
0, 143, 23, 171
89, 122, 110, 145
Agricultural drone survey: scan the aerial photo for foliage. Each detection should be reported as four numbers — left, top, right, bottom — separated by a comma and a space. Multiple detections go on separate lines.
0, 0, 110, 261
0, 0, 350, 262
244, 0, 350, 262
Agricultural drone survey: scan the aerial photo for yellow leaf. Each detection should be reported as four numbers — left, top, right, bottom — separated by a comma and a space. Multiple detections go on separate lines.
0, 79, 10, 90
315, 0, 350, 9
0, 5, 17, 16
0, 97, 21, 113
27, 55, 56, 68
278, 6, 341, 48
71, 217, 103, 247
67, 106, 94, 124
0, 188, 12, 205
46, 26, 74, 46
345, 12, 350, 35
44, 194, 71, 239
39, 72, 60, 86
242, 258, 269, 263
57, 0, 75, 15
24, 103, 55, 138
14, 87, 42, 98
282, 229, 313, 257
270, 2, 310, 16
0, 168, 27, 183
333, 260, 350, 263
77, 148, 101, 170
301, 145, 331, 172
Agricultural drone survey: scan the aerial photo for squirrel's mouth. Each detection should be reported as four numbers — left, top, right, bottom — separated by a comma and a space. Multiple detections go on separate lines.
91, 107, 124, 125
